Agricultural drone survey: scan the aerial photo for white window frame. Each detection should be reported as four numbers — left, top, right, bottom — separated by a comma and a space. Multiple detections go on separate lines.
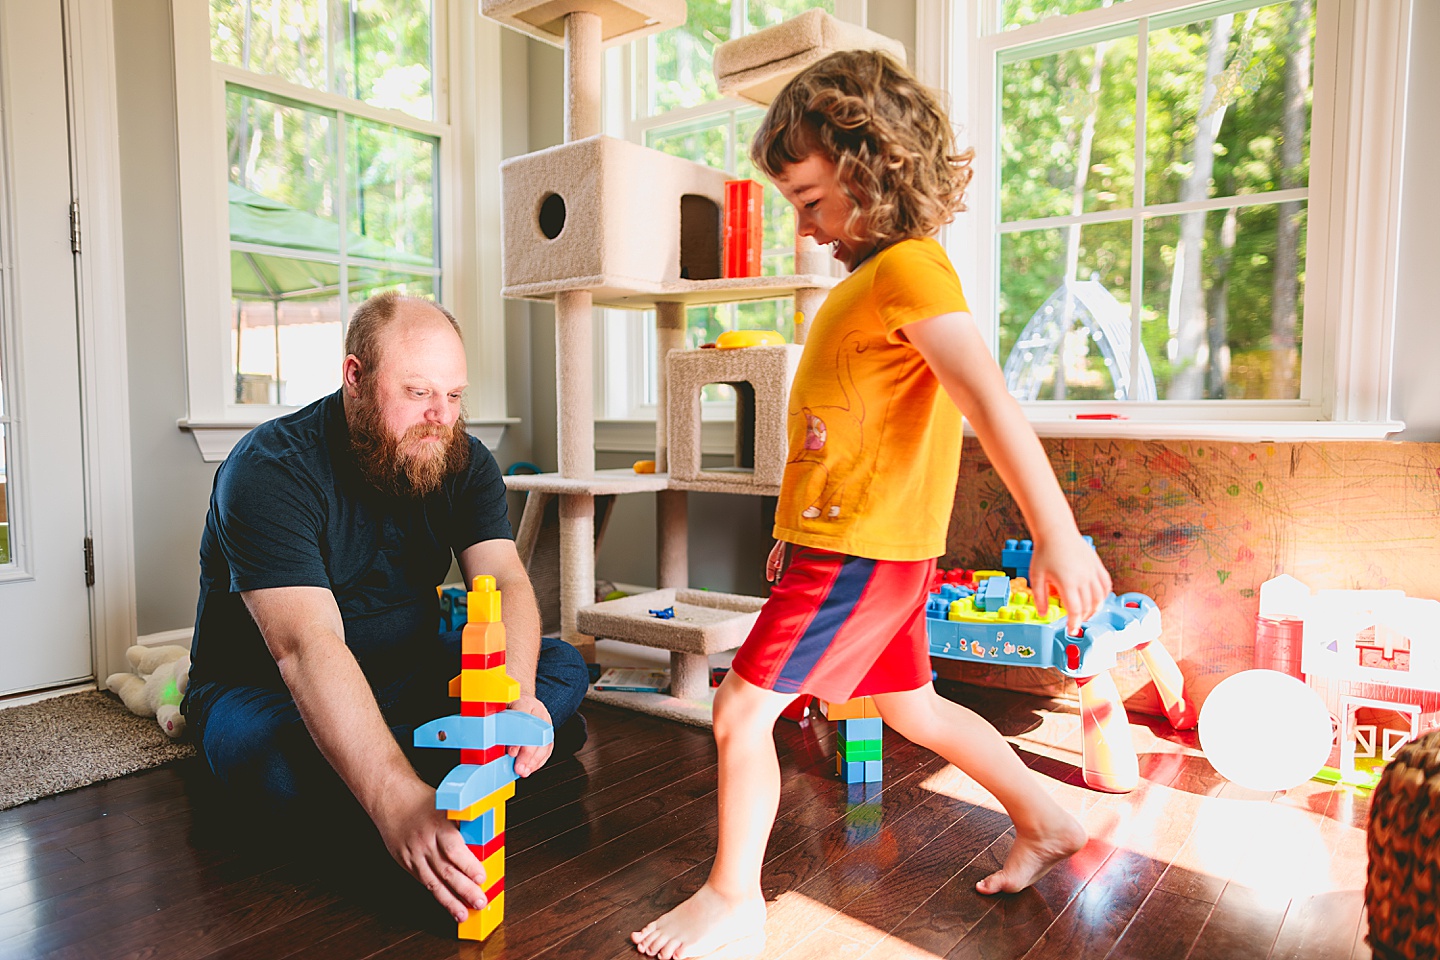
595, 0, 866, 454
928, 0, 1411, 440
172, 0, 511, 461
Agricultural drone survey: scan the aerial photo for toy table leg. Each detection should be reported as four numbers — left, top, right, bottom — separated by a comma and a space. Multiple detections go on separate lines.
1136, 638, 1198, 731
1077, 671, 1140, 793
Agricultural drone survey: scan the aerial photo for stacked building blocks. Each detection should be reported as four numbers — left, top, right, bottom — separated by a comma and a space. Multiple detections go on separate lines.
925, 544, 1196, 793
413, 575, 554, 940
824, 697, 883, 783
723, 179, 764, 278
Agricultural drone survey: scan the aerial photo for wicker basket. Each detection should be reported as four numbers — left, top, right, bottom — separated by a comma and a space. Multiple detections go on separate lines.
1366, 729, 1440, 959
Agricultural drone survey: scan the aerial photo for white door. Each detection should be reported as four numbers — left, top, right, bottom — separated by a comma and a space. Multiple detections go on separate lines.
0, 0, 92, 696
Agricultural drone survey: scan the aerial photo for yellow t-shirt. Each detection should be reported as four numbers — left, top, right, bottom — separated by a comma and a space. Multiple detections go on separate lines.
773, 237, 968, 561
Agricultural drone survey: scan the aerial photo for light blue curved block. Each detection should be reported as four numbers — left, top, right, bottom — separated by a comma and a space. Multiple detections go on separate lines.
436, 756, 518, 810
413, 710, 555, 751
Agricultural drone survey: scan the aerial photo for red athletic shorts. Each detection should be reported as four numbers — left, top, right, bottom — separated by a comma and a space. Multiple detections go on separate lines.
729, 546, 937, 704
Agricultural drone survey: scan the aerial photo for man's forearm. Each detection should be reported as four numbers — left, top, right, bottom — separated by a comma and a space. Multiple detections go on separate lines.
493, 570, 543, 697
276, 631, 418, 817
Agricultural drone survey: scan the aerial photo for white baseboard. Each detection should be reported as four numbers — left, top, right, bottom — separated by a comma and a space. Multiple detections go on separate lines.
138, 628, 193, 650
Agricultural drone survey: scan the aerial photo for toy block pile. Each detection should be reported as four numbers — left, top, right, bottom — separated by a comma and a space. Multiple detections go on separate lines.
824, 697, 883, 783
413, 576, 554, 941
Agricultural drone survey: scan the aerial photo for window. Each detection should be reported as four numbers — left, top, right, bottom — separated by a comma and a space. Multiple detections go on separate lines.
940, 0, 1410, 436
175, 0, 508, 458
596, 0, 863, 430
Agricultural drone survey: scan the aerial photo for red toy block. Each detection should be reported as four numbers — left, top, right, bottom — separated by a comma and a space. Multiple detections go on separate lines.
462, 650, 507, 671
461, 699, 507, 717
462, 744, 508, 766
469, 831, 505, 861
723, 179, 763, 278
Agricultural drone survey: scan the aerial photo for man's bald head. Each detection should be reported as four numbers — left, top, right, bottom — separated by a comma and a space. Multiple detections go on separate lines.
346, 291, 463, 377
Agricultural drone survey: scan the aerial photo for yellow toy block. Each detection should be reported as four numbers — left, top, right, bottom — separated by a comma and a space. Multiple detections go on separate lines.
973, 570, 1007, 583
862, 697, 880, 718
462, 620, 507, 655
479, 846, 504, 884
448, 781, 516, 821
461, 665, 520, 704
458, 891, 504, 941
448, 674, 461, 697
469, 575, 503, 623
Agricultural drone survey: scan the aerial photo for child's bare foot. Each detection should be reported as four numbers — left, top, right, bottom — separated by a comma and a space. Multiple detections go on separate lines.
976, 814, 1087, 895
632, 884, 766, 959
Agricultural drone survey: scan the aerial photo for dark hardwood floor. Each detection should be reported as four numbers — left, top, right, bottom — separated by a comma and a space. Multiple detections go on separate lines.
0, 682, 1373, 960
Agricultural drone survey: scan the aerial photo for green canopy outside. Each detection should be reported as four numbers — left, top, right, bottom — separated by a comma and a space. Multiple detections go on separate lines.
228, 182, 435, 305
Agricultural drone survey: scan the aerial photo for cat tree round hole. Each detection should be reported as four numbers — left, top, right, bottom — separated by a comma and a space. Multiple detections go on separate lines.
538, 192, 567, 239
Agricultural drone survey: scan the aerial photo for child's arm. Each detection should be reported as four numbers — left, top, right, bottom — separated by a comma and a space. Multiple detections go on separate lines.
904, 311, 1112, 625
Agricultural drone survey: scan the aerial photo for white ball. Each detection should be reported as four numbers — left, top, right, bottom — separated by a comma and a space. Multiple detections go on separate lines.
1198, 669, 1334, 792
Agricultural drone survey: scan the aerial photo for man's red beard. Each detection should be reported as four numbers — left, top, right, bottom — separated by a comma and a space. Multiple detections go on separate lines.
347, 386, 470, 497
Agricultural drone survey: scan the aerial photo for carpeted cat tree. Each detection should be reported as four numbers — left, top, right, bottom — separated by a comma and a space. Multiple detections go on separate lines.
484, 1, 904, 702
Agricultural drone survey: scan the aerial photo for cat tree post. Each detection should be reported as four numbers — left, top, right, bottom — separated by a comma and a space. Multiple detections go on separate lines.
555, 9, 602, 654
654, 300, 692, 685
793, 235, 829, 345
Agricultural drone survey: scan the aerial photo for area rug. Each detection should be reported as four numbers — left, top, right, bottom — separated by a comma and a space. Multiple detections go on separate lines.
584, 687, 715, 729
0, 691, 195, 811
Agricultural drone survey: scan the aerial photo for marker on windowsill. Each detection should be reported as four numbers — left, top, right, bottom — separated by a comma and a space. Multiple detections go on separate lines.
1074, 413, 1129, 420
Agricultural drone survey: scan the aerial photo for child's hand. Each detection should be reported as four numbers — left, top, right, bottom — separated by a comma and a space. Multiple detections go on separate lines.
765, 541, 787, 582
1028, 533, 1112, 634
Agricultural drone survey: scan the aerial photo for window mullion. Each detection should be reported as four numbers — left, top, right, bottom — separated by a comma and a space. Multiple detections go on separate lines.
1131, 17, 1148, 401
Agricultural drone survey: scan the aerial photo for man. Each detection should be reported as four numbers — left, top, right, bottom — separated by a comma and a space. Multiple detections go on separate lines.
184, 292, 589, 923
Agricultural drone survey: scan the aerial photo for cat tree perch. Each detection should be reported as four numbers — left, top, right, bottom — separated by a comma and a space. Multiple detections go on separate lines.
484, 0, 903, 700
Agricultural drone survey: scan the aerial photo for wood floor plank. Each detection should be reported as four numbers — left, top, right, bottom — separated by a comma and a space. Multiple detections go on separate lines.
1268, 890, 1366, 960
1103, 888, 1214, 960
1184, 882, 1289, 960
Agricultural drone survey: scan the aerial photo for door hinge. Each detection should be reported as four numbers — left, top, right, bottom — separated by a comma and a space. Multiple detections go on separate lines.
83, 536, 95, 587
69, 200, 81, 254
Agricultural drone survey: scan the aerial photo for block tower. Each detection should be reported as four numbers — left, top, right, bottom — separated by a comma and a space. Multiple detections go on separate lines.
413, 576, 554, 940
824, 696, 883, 784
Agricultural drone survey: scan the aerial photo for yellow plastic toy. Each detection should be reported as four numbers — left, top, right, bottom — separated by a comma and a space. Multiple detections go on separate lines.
715, 329, 785, 349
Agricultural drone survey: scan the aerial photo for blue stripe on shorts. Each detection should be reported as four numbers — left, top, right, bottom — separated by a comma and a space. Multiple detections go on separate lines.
773, 555, 877, 694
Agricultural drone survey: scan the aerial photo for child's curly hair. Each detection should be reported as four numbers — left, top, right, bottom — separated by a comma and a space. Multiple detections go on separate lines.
750, 49, 973, 246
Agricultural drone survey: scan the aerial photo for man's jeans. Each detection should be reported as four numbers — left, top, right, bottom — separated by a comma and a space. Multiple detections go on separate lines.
185, 634, 589, 819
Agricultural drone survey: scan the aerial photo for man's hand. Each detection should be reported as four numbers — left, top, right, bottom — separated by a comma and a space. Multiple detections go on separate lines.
508, 693, 554, 777
373, 775, 488, 922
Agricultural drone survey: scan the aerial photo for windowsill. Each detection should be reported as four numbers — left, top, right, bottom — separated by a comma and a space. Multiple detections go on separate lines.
179, 417, 519, 463
597, 416, 1405, 453
597, 418, 741, 456
1013, 419, 1406, 442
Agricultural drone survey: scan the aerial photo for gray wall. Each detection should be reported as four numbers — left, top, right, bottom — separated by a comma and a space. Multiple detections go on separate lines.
115, 0, 218, 635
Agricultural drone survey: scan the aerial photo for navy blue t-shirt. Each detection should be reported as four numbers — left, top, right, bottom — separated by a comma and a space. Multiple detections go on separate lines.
189, 389, 512, 692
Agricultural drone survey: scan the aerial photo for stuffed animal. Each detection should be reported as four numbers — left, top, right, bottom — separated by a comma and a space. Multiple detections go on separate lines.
106, 644, 191, 739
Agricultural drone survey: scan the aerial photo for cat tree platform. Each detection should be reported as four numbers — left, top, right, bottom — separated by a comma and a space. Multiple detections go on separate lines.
713, 8, 908, 106
502, 273, 840, 309
502, 468, 672, 496
576, 588, 765, 700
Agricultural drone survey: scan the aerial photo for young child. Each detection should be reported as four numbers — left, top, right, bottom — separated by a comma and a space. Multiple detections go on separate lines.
633, 49, 1112, 960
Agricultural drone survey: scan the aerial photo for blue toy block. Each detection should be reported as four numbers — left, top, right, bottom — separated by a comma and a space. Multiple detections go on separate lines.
926, 596, 950, 619
413, 710, 555, 751
978, 575, 1011, 613
864, 760, 882, 782
436, 756, 519, 810
1001, 538, 1034, 579
939, 583, 972, 603
839, 759, 867, 784
838, 718, 883, 741
457, 809, 498, 845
